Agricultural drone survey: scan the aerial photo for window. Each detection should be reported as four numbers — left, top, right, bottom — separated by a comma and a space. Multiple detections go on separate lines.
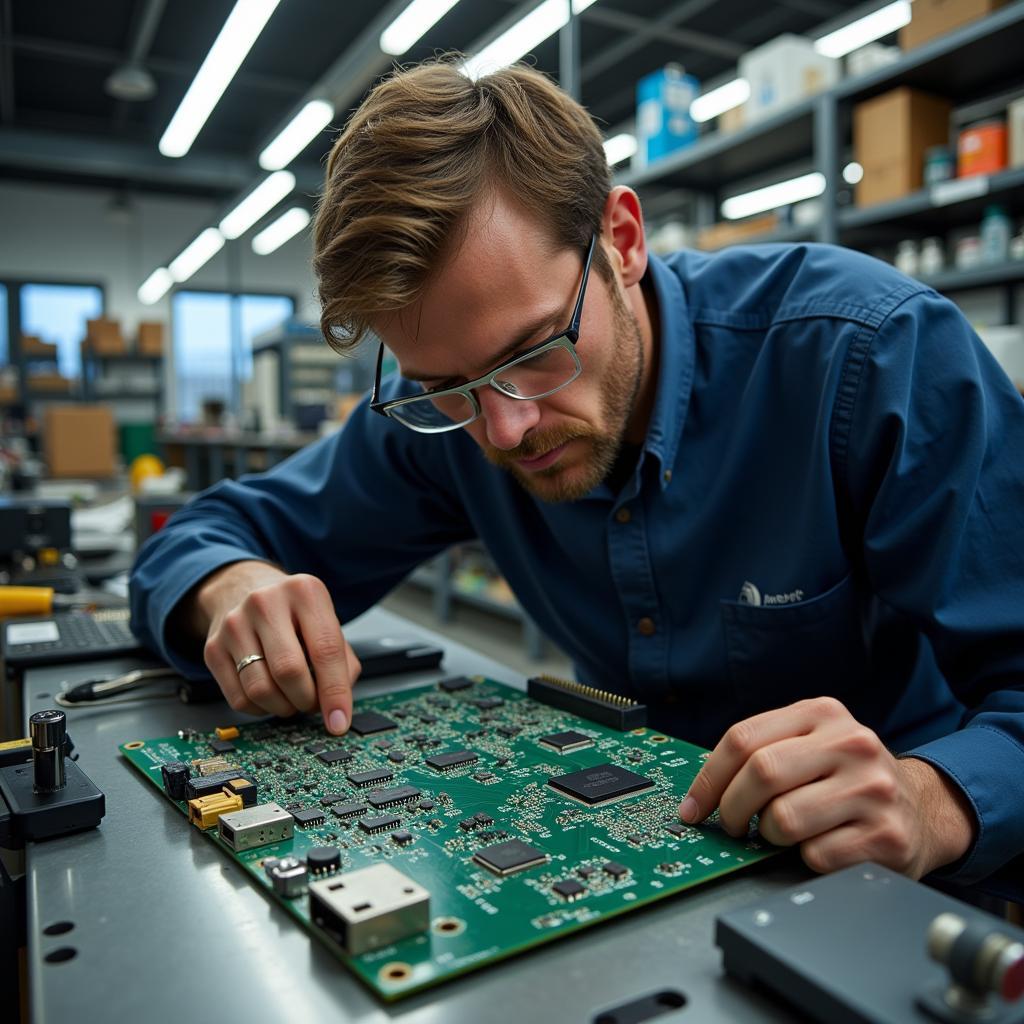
172, 290, 294, 423
19, 283, 103, 378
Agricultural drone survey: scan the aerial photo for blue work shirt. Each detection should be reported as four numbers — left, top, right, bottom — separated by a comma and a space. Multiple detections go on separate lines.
131, 244, 1024, 895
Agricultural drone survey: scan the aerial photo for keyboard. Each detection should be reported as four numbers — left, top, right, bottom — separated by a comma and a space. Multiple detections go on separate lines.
1, 608, 144, 667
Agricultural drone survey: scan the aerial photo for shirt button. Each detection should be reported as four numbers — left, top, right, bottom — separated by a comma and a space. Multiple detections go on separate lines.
615, 507, 631, 524
663, 470, 672, 483
637, 617, 656, 637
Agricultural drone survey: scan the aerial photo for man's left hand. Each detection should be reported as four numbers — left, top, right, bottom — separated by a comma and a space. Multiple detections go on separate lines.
678, 696, 977, 878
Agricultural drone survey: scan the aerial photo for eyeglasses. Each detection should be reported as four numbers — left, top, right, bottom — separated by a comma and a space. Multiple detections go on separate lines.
369, 234, 597, 434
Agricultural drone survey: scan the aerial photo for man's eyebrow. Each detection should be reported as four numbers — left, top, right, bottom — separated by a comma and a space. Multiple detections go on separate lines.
401, 311, 563, 383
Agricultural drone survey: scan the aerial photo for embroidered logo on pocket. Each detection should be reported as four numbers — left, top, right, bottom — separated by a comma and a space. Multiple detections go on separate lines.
738, 581, 805, 606
738, 581, 762, 606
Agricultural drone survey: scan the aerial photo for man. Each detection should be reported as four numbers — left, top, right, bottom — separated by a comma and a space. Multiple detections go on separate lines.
131, 60, 1024, 895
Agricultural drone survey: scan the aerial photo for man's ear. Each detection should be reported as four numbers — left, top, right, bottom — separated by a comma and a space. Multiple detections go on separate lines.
601, 186, 648, 288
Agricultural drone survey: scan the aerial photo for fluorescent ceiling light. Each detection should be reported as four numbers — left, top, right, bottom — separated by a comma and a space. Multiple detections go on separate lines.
159, 0, 281, 158
381, 0, 463, 55
169, 228, 225, 282
604, 133, 637, 166
252, 207, 312, 255
721, 172, 825, 220
814, 1, 911, 59
843, 161, 864, 185
259, 100, 334, 170
463, 0, 598, 80
691, 78, 750, 124
219, 171, 296, 240
138, 267, 174, 305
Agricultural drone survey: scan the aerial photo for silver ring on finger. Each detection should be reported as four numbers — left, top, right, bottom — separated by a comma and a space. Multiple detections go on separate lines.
235, 653, 266, 674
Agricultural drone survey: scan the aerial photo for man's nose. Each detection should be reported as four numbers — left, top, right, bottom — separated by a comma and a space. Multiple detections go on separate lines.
476, 386, 541, 450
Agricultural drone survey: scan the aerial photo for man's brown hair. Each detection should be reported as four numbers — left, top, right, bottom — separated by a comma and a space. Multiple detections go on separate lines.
313, 57, 612, 352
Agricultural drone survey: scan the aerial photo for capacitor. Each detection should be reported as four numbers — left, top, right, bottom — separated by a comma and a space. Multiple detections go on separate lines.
30, 709, 66, 794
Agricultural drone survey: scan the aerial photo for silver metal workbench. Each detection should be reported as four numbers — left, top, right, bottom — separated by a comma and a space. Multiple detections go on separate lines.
22, 607, 808, 1023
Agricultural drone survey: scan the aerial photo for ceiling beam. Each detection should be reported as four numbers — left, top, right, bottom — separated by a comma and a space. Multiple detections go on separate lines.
0, 0, 14, 124
580, 0, 721, 84
581, 5, 744, 61
0, 127, 322, 197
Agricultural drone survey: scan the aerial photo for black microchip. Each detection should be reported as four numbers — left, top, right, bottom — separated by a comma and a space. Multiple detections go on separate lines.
459, 818, 476, 831
474, 838, 548, 876
577, 865, 596, 878
539, 729, 594, 753
331, 801, 367, 818
627, 833, 645, 845
547, 763, 655, 805
291, 807, 325, 828
474, 812, 493, 825
418, 714, 438, 724
603, 861, 629, 878
387, 751, 406, 763
666, 823, 687, 837
358, 814, 401, 834
210, 738, 235, 754
319, 793, 347, 807
367, 785, 421, 808
498, 725, 521, 738
553, 879, 586, 900
252, 757, 271, 768
349, 711, 398, 736
474, 697, 504, 710
373, 738, 394, 749
424, 750, 479, 771
472, 771, 496, 782
347, 768, 394, 787
392, 709, 409, 718
307, 846, 341, 874
304, 742, 328, 754
317, 748, 354, 765
391, 830, 414, 845
439, 676, 474, 692
417, 799, 435, 811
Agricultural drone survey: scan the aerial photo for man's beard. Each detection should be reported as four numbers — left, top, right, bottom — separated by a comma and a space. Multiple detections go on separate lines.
483, 283, 645, 502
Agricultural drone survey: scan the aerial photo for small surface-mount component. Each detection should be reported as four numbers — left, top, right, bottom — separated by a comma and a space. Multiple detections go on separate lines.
219, 801, 293, 851
223, 777, 257, 807
347, 768, 394, 788
188, 790, 243, 830
215, 726, 240, 741
160, 761, 190, 800
387, 751, 406, 763
424, 750, 479, 772
291, 807, 326, 828
602, 861, 629, 879
349, 711, 399, 736
665, 823, 688, 838
309, 863, 430, 956
417, 799, 435, 811
358, 814, 401, 834
527, 675, 647, 730
318, 748, 354, 765
319, 793, 347, 807
304, 741, 328, 755
539, 730, 594, 754
307, 846, 342, 875
627, 833, 646, 846
473, 838, 549, 876
185, 770, 245, 800
191, 756, 233, 776
473, 697, 504, 710
391, 829, 414, 846
548, 763, 655, 806
553, 879, 586, 901
439, 676, 474, 692
210, 738, 235, 754
472, 771, 496, 782
331, 801, 368, 819
264, 855, 307, 898
577, 865, 597, 878
473, 812, 493, 825
367, 785, 421, 809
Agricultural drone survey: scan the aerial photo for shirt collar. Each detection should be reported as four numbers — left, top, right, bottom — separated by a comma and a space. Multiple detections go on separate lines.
642, 251, 694, 490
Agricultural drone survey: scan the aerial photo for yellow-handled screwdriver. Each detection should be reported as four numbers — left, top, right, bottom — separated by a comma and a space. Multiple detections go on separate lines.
0, 586, 79, 618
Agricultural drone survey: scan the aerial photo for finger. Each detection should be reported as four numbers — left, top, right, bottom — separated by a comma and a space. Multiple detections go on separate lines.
716, 734, 838, 837
681, 699, 838, 824
798, 824, 876, 875
248, 613, 318, 716
295, 605, 355, 735
229, 628, 297, 719
204, 641, 263, 715
757, 776, 860, 847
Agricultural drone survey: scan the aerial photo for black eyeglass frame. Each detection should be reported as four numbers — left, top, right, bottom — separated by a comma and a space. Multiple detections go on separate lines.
369, 233, 598, 433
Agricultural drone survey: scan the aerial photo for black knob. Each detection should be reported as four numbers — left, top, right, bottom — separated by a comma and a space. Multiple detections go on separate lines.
29, 709, 67, 793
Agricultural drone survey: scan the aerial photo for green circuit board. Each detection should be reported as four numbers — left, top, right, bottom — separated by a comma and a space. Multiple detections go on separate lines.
120, 675, 775, 1001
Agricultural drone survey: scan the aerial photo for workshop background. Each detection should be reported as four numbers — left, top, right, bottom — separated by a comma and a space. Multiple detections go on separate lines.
1, 0, 1022, 677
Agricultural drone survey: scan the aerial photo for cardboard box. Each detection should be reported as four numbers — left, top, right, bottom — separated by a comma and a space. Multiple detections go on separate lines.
136, 321, 164, 355
854, 87, 952, 207
43, 405, 117, 479
27, 372, 72, 393
635, 64, 699, 169
85, 317, 126, 355
1009, 97, 1024, 169
739, 34, 838, 122
696, 213, 780, 251
900, 0, 1008, 50
20, 334, 58, 359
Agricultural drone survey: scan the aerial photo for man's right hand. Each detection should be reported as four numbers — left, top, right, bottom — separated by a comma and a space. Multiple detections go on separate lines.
193, 561, 361, 735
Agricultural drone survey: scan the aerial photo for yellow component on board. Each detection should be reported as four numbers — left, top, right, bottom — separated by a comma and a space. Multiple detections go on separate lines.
187, 791, 243, 830
215, 726, 240, 741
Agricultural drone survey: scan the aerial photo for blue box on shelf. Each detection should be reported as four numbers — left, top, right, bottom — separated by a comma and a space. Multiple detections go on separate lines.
635, 64, 699, 169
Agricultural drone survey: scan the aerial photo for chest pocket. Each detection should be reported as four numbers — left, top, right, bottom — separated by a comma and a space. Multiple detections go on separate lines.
719, 573, 869, 719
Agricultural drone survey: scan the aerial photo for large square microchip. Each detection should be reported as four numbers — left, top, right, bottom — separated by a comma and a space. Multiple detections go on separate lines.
349, 711, 398, 736
547, 762, 654, 806
473, 838, 548, 876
